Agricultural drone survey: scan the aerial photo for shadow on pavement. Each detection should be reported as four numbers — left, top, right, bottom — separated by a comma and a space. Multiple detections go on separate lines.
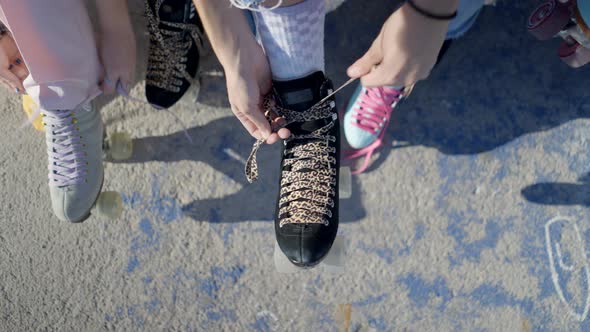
110, 115, 367, 223
112, 0, 590, 215
327, 1, 590, 173
522, 173, 590, 206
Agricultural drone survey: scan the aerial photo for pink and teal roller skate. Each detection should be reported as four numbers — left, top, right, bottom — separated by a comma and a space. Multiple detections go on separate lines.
528, 0, 590, 67
341, 0, 487, 174
342, 84, 405, 174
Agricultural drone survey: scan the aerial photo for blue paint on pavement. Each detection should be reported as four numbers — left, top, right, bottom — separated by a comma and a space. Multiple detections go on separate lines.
353, 293, 388, 307
357, 240, 395, 265
398, 273, 453, 310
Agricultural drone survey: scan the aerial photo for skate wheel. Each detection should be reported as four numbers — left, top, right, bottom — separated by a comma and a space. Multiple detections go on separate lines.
273, 241, 300, 273
321, 235, 346, 274
94, 191, 123, 219
559, 39, 590, 67
339, 167, 352, 199
177, 77, 202, 107
558, 37, 580, 57
105, 131, 133, 160
22, 95, 44, 132
527, 0, 570, 40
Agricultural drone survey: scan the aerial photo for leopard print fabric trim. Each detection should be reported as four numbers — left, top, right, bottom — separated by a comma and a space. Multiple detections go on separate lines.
145, 0, 203, 92
245, 94, 337, 227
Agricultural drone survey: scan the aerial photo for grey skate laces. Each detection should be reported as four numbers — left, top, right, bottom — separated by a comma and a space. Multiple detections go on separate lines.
145, 0, 203, 92
245, 94, 337, 226
44, 104, 91, 187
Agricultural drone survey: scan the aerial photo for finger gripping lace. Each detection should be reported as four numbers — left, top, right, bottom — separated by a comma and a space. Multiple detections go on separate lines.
146, 0, 203, 92
43, 110, 88, 187
245, 95, 337, 227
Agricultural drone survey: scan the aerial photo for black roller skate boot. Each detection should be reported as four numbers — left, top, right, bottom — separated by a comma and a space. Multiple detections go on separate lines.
271, 71, 340, 268
145, 0, 203, 108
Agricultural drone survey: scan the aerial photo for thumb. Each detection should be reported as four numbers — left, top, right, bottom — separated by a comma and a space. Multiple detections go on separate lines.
347, 38, 383, 78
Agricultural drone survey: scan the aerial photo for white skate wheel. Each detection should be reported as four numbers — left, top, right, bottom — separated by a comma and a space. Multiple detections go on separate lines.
559, 39, 590, 67
273, 241, 300, 273
177, 77, 202, 106
94, 191, 123, 219
106, 131, 133, 160
527, 0, 571, 40
322, 235, 346, 274
339, 167, 352, 199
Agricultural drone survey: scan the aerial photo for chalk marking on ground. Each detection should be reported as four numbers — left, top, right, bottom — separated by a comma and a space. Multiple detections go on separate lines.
556, 243, 575, 272
545, 216, 590, 321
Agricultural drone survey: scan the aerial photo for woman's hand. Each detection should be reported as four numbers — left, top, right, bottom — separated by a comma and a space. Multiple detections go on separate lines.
95, 1, 136, 94
225, 40, 290, 144
0, 29, 27, 94
347, 2, 456, 87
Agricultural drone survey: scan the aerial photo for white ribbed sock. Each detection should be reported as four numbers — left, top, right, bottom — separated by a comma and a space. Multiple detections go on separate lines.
253, 0, 325, 80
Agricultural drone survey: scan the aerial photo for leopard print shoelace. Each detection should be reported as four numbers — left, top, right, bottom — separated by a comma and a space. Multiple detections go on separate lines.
146, 0, 203, 92
245, 95, 337, 227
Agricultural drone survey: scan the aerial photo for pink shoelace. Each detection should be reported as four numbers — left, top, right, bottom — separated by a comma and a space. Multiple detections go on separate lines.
351, 86, 403, 134
344, 86, 404, 174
